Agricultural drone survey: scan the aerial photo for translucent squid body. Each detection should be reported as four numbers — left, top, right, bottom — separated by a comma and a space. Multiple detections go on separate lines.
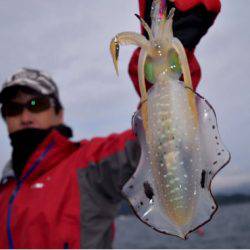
110, 0, 230, 239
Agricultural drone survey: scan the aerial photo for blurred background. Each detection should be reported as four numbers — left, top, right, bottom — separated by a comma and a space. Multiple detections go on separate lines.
0, 1, 249, 248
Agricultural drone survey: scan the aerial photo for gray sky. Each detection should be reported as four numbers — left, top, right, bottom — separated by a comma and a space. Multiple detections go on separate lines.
0, 1, 249, 194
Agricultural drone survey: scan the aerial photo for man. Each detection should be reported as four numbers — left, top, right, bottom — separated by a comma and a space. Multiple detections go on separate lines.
0, 68, 140, 248
0, 0, 221, 248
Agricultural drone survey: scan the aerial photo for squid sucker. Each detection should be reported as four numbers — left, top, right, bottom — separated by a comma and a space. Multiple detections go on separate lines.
110, 0, 230, 239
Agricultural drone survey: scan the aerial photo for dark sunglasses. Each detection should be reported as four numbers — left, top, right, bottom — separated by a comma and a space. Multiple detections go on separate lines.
1, 96, 53, 117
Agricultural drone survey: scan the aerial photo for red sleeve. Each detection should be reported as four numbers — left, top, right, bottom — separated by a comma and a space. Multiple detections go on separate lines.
174, 0, 221, 13
83, 129, 137, 164
80, 129, 140, 203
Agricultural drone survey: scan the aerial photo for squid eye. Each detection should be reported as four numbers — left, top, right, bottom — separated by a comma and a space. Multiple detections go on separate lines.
168, 49, 182, 76
145, 57, 157, 84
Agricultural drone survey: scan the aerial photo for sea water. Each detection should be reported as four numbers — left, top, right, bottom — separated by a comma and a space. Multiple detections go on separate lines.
114, 202, 250, 249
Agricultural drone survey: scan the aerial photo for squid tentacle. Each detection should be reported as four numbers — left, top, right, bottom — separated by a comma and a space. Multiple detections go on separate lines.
138, 49, 149, 103
135, 14, 154, 43
172, 37, 199, 126
171, 37, 192, 89
138, 49, 149, 132
110, 32, 151, 75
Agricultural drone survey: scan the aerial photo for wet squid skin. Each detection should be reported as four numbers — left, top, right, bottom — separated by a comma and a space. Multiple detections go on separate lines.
110, 0, 230, 239
110, 0, 198, 227
147, 77, 201, 226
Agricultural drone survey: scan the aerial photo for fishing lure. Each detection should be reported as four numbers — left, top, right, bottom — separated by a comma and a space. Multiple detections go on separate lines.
110, 0, 230, 239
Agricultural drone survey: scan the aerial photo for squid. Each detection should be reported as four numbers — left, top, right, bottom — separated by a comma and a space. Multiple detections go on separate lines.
110, 0, 230, 239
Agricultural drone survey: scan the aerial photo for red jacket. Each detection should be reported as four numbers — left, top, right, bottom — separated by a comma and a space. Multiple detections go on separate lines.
0, 130, 139, 248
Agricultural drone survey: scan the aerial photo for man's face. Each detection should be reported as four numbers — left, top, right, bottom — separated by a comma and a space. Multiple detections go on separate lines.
4, 91, 63, 134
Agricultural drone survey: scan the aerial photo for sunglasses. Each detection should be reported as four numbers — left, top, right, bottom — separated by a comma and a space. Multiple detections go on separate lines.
1, 96, 53, 117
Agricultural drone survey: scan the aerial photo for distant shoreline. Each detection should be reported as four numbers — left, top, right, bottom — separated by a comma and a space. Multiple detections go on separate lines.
215, 193, 250, 206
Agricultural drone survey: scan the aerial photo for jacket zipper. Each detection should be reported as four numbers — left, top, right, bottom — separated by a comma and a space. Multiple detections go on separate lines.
6, 141, 55, 249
